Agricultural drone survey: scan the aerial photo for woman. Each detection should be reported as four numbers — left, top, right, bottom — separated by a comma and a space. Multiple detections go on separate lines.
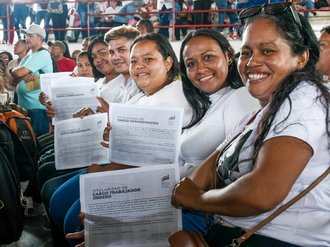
45, 35, 119, 118
172, 2, 330, 246
178, 29, 260, 234
50, 33, 193, 246
65, 30, 259, 244
179, 29, 259, 178
74, 51, 93, 78
0, 51, 13, 69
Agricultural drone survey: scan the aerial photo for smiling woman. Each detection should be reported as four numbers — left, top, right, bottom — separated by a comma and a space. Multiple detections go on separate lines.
178, 28, 259, 234
127, 32, 192, 127
171, 3, 330, 246
130, 35, 177, 96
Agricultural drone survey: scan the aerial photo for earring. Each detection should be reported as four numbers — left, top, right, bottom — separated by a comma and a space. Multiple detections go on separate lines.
228, 59, 232, 65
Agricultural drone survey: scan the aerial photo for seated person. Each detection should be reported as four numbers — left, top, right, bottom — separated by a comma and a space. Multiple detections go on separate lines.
172, 3, 330, 246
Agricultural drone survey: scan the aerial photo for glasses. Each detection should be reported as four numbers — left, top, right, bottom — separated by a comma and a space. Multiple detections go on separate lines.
239, 2, 302, 30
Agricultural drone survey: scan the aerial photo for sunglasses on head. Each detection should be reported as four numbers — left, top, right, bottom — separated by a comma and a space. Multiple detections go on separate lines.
239, 2, 302, 30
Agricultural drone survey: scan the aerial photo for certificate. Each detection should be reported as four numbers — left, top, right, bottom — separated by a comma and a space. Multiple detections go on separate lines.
80, 164, 182, 247
109, 103, 183, 166
40, 73, 93, 99
55, 113, 109, 170
52, 83, 100, 124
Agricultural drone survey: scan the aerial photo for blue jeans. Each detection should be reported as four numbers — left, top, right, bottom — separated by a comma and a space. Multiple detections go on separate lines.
77, 3, 95, 39
13, 4, 29, 39
215, 0, 238, 33
205, 224, 302, 247
300, 0, 314, 18
159, 5, 171, 38
51, 4, 68, 41
35, 10, 50, 41
49, 169, 86, 233
183, 209, 215, 234
0, 4, 9, 42
27, 109, 49, 137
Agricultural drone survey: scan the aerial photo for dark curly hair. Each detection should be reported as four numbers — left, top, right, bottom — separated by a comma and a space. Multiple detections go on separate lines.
180, 29, 244, 129
241, 12, 330, 162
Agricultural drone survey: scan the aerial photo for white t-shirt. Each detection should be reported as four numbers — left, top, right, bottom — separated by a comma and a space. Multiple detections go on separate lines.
217, 81, 330, 246
128, 80, 193, 128
179, 86, 260, 177
98, 75, 140, 104
104, 5, 121, 18
157, 0, 173, 9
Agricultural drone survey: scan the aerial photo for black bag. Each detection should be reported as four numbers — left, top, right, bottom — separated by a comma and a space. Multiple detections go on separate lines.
0, 109, 39, 182
0, 122, 27, 244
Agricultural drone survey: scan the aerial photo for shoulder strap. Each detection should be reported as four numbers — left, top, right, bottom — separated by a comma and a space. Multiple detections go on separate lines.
232, 166, 330, 247
36, 47, 58, 73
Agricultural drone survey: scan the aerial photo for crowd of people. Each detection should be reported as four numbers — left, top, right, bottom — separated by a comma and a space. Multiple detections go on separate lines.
0, 0, 329, 246
1, 0, 328, 45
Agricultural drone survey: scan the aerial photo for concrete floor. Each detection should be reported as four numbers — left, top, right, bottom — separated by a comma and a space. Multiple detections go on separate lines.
1, 215, 53, 247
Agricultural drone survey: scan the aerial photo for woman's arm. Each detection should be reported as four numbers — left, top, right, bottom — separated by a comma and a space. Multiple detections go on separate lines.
189, 150, 220, 190
172, 136, 312, 216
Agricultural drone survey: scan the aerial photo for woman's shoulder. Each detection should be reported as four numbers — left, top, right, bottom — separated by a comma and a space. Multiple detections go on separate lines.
288, 80, 324, 107
158, 80, 183, 95
213, 86, 259, 110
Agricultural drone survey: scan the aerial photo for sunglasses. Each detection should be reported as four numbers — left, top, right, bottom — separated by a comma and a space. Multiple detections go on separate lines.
239, 2, 302, 30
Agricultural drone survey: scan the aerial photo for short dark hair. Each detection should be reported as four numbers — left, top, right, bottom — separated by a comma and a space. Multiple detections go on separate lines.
76, 51, 89, 61
137, 19, 154, 33
104, 25, 140, 44
180, 29, 244, 128
130, 33, 179, 85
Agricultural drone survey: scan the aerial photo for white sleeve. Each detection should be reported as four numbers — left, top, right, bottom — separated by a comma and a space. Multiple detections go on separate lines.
222, 88, 260, 138
265, 83, 325, 153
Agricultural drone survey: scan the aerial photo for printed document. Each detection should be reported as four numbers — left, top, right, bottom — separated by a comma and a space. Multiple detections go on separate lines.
80, 164, 182, 247
55, 113, 109, 169
52, 83, 100, 123
109, 103, 183, 166
40, 73, 93, 99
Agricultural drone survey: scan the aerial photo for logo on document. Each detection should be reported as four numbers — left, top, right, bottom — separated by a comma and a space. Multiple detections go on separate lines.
168, 115, 176, 126
97, 120, 103, 128
161, 174, 170, 188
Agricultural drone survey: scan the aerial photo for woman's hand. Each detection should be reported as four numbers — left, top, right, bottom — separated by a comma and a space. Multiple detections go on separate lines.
72, 107, 95, 118
45, 100, 56, 118
171, 177, 205, 211
66, 213, 85, 247
66, 230, 85, 247
96, 96, 109, 113
39, 92, 47, 106
100, 122, 111, 148
72, 97, 109, 118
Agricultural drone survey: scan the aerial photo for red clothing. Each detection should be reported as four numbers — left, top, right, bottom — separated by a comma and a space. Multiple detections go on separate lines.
56, 57, 76, 72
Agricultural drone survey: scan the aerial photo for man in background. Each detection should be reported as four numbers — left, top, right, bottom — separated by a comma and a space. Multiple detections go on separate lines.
50, 40, 76, 72
11, 24, 52, 137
